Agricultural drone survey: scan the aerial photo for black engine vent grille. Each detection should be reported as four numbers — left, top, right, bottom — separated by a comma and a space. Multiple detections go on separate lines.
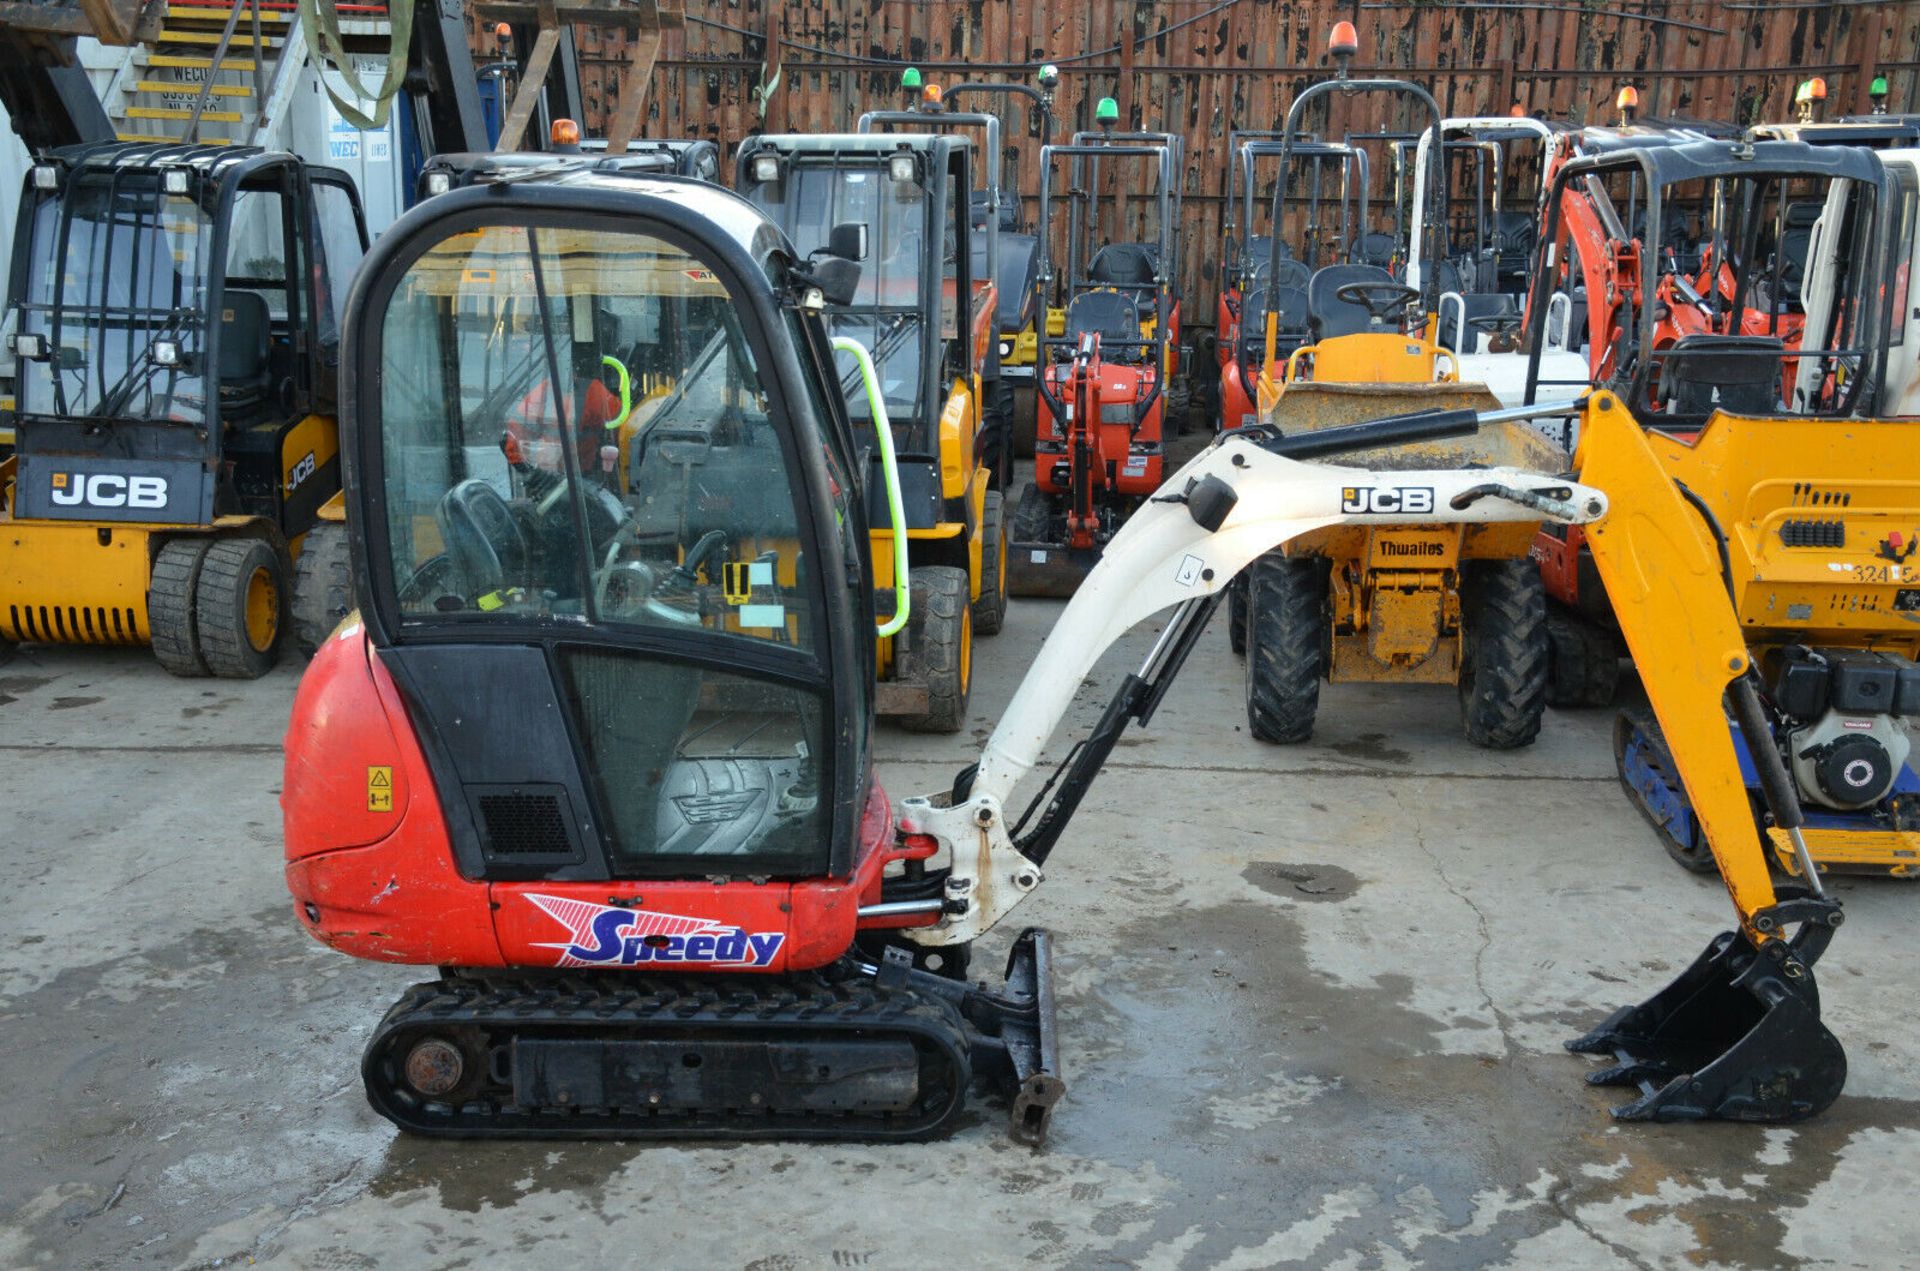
1780, 519, 1845, 549
469, 784, 584, 866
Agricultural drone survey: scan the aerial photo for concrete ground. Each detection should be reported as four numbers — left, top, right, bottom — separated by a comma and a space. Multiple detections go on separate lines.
2, 600, 1917, 1270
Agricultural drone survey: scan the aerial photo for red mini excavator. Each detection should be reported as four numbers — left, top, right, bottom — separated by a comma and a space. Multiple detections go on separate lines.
284, 162, 1853, 1145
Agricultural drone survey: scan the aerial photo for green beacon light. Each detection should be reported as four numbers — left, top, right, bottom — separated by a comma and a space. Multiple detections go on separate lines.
901, 67, 922, 94
1872, 75, 1890, 114
1038, 63, 1060, 90
1095, 96, 1119, 128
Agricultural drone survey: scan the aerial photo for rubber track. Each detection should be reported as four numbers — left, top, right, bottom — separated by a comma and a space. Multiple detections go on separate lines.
1459, 559, 1548, 749
1245, 552, 1324, 743
292, 521, 353, 658
362, 971, 974, 1141
1614, 704, 1718, 874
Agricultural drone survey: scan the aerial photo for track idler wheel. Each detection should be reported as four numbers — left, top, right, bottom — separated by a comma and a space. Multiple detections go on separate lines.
1566, 892, 1847, 1123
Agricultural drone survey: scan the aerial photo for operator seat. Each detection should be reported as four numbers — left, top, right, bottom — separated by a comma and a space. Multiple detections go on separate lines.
1065, 288, 1142, 362
1349, 231, 1397, 269
1238, 284, 1311, 360
1088, 243, 1158, 300
1772, 202, 1822, 306
1655, 334, 1784, 420
217, 290, 273, 418
1306, 263, 1396, 340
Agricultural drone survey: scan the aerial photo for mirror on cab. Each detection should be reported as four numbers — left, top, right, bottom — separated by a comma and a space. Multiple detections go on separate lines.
805, 221, 870, 307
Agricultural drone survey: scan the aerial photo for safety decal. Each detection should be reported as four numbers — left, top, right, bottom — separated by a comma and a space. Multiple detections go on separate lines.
526, 894, 785, 968
366, 765, 394, 813
1174, 553, 1205, 587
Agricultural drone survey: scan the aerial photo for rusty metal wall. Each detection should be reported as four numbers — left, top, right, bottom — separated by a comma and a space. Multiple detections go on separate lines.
554, 1, 1920, 330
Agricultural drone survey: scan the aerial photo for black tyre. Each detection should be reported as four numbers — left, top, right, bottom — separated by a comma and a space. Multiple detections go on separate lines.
1245, 552, 1326, 744
1011, 479, 1050, 543
900, 565, 972, 735
982, 380, 1016, 491
971, 489, 1009, 636
195, 536, 287, 680
1545, 609, 1619, 709
148, 537, 213, 678
292, 520, 354, 659
1012, 381, 1037, 459
1228, 574, 1248, 657
1458, 558, 1549, 749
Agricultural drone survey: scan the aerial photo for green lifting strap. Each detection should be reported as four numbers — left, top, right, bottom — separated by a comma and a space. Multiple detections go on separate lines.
297, 0, 415, 130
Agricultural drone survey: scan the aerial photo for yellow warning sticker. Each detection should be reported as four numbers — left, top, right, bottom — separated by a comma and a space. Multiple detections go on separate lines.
723, 560, 753, 605
367, 765, 394, 813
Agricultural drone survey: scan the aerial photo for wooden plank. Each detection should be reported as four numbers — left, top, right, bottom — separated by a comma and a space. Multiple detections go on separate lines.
495, 24, 560, 150
605, 24, 662, 151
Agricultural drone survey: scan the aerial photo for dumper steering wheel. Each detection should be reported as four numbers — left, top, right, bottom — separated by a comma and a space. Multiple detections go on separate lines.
1334, 281, 1421, 325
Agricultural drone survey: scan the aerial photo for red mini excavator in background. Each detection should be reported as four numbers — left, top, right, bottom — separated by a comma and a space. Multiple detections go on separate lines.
284, 162, 1855, 1145
1006, 115, 1180, 596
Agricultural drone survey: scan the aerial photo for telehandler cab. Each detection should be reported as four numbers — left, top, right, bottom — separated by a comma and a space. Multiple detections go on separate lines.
0, 142, 368, 675
285, 164, 1850, 1143
736, 129, 1006, 731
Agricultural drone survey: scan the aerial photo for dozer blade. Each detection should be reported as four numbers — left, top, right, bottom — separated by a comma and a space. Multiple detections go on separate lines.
1006, 538, 1098, 598
879, 927, 1066, 1145
1566, 919, 1846, 1124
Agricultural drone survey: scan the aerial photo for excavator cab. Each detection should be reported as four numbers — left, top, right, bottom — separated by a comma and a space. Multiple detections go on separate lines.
737, 131, 1006, 732
0, 142, 367, 674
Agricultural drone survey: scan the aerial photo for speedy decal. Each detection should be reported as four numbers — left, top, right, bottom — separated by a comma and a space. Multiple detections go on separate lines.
526, 893, 784, 968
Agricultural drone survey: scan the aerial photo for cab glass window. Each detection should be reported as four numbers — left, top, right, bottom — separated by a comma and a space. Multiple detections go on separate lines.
375, 222, 817, 651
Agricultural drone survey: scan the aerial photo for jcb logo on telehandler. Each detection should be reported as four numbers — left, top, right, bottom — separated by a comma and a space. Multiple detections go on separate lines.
49, 472, 169, 510
1341, 485, 1434, 515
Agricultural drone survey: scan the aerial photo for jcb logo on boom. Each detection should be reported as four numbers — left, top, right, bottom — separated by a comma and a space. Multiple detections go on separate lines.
50, 472, 169, 510
1341, 485, 1435, 515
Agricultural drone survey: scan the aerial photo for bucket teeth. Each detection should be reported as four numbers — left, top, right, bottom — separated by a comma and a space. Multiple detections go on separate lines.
1567, 925, 1847, 1124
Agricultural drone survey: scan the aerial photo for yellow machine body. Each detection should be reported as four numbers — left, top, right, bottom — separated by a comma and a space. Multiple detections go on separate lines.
1632, 411, 1920, 875
1255, 372, 1565, 686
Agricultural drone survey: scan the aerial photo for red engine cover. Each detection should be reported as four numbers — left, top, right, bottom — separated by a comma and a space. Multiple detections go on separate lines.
282, 625, 909, 974
1036, 361, 1166, 498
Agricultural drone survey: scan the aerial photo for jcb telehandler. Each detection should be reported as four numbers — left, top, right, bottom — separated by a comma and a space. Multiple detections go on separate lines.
0, 142, 368, 676
286, 164, 1849, 1143
1234, 25, 1569, 750
737, 131, 1005, 731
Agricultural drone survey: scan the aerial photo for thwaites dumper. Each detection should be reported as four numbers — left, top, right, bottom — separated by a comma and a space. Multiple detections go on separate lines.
738, 131, 1005, 731
1523, 138, 1920, 878
1216, 134, 1371, 433
1233, 25, 1570, 750
278, 160, 1857, 1139
1005, 106, 1183, 596
0, 143, 368, 675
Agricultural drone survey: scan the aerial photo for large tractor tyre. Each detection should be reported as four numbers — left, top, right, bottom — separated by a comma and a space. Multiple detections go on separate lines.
1458, 558, 1550, 750
148, 537, 214, 678
1245, 552, 1327, 744
1544, 610, 1619, 709
1227, 574, 1248, 657
899, 565, 972, 735
292, 521, 354, 659
195, 536, 288, 680
971, 489, 1009, 636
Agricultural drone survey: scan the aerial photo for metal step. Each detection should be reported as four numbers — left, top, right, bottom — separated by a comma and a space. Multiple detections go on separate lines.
144, 54, 260, 71
117, 132, 233, 145
154, 31, 284, 47
125, 106, 247, 123
133, 81, 253, 97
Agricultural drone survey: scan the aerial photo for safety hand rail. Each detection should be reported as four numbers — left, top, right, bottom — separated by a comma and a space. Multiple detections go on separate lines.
833, 335, 911, 636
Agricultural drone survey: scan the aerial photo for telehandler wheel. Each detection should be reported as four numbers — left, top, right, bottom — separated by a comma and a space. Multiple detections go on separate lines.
195, 536, 287, 680
148, 537, 214, 678
1458, 558, 1549, 750
982, 381, 1016, 491
1245, 552, 1326, 744
900, 565, 973, 734
972, 489, 1009, 636
1227, 574, 1248, 657
292, 521, 354, 659
1545, 610, 1619, 709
